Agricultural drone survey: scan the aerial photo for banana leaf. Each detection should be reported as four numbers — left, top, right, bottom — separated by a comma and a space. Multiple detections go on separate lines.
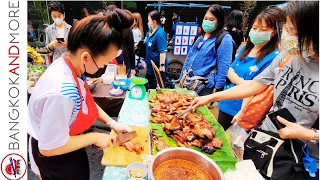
148, 89, 237, 172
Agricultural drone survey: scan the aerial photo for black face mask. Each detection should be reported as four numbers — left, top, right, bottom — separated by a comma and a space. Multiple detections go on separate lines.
83, 65, 107, 78
83, 53, 107, 78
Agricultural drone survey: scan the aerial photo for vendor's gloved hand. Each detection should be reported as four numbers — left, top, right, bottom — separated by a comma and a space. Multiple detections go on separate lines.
107, 120, 133, 134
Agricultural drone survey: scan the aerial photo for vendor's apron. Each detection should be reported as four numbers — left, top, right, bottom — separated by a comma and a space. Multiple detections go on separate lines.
30, 55, 99, 180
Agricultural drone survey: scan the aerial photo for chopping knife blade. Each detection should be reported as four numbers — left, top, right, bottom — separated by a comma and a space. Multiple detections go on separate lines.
113, 131, 137, 146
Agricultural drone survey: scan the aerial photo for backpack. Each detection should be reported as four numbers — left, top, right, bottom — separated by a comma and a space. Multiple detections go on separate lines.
215, 31, 237, 91
215, 31, 237, 63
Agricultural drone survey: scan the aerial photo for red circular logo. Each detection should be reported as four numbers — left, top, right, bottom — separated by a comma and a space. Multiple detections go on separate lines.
1, 153, 27, 180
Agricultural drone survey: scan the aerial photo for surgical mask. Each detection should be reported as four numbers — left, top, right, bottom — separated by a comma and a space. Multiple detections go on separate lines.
83, 53, 107, 78
249, 29, 272, 45
54, 18, 64, 25
148, 22, 153, 31
202, 20, 216, 33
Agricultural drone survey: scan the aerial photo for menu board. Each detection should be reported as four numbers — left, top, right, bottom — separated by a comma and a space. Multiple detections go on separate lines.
173, 23, 198, 55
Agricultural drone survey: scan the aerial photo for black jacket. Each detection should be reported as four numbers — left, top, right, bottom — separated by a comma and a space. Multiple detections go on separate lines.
116, 28, 135, 70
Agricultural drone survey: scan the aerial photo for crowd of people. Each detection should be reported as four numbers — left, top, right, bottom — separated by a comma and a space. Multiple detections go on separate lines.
28, 1, 319, 180
191, 1, 319, 179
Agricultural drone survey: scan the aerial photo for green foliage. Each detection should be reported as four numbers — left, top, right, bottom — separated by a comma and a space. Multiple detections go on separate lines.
240, 1, 257, 39
100, 1, 115, 9
33, 1, 51, 25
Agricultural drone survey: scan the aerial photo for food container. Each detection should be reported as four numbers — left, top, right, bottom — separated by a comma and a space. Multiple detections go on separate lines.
112, 79, 131, 91
126, 162, 148, 180
148, 147, 225, 180
117, 64, 127, 76
116, 74, 128, 80
102, 72, 114, 84
106, 64, 117, 78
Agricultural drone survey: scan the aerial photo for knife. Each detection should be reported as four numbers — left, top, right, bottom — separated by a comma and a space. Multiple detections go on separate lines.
113, 131, 137, 146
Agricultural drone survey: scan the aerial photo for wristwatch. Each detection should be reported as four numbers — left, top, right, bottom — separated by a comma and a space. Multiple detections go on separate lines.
310, 128, 319, 143
160, 63, 165, 66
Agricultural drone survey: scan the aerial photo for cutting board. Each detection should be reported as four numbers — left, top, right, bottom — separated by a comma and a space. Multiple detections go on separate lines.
101, 126, 150, 166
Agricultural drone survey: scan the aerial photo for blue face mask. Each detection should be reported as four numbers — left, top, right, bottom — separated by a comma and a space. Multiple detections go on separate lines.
249, 29, 272, 45
202, 20, 216, 33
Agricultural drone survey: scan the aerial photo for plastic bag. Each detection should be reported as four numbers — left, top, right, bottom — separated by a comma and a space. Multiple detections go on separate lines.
225, 123, 249, 161
224, 160, 264, 180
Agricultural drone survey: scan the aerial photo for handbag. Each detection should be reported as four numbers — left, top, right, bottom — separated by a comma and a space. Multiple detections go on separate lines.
180, 69, 208, 93
237, 54, 292, 131
244, 128, 305, 180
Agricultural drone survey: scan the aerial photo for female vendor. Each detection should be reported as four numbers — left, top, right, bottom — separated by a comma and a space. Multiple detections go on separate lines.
27, 8, 134, 180
145, 10, 168, 89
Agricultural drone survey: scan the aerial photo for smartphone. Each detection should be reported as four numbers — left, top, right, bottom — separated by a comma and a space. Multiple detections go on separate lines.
267, 108, 296, 130
57, 38, 64, 43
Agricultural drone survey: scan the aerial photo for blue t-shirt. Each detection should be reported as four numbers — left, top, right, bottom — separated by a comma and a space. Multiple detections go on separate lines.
145, 26, 168, 75
218, 46, 279, 116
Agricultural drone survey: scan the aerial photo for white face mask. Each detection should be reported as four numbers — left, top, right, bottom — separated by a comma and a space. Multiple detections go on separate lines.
54, 18, 64, 25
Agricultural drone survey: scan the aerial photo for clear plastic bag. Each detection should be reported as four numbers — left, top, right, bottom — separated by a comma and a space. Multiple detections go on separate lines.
224, 160, 264, 180
226, 123, 249, 161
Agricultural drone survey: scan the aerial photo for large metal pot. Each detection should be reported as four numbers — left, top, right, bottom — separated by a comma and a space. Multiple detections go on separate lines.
148, 147, 225, 180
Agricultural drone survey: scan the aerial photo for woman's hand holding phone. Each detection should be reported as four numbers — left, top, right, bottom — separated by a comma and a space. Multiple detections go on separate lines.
276, 116, 314, 141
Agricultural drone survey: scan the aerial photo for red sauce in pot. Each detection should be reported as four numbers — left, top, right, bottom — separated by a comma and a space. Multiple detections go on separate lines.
153, 159, 213, 180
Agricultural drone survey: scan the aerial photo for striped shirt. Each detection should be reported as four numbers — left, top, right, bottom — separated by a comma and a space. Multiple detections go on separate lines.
27, 56, 87, 150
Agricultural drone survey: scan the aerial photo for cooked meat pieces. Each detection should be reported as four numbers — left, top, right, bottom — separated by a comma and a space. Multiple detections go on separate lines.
151, 106, 162, 113
175, 129, 196, 142
151, 112, 173, 123
164, 116, 181, 131
186, 114, 205, 123
192, 122, 216, 140
202, 142, 216, 154
151, 91, 223, 154
123, 139, 144, 154
183, 118, 195, 127
189, 139, 203, 147
211, 138, 223, 149
155, 140, 170, 151
155, 92, 179, 104
155, 92, 193, 105
169, 134, 190, 148
201, 138, 223, 154
173, 100, 183, 108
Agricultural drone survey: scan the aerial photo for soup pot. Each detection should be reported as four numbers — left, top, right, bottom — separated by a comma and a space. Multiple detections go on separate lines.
148, 147, 225, 180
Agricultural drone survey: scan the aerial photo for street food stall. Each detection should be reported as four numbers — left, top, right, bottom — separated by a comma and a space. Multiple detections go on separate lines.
101, 87, 237, 179
27, 56, 237, 179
